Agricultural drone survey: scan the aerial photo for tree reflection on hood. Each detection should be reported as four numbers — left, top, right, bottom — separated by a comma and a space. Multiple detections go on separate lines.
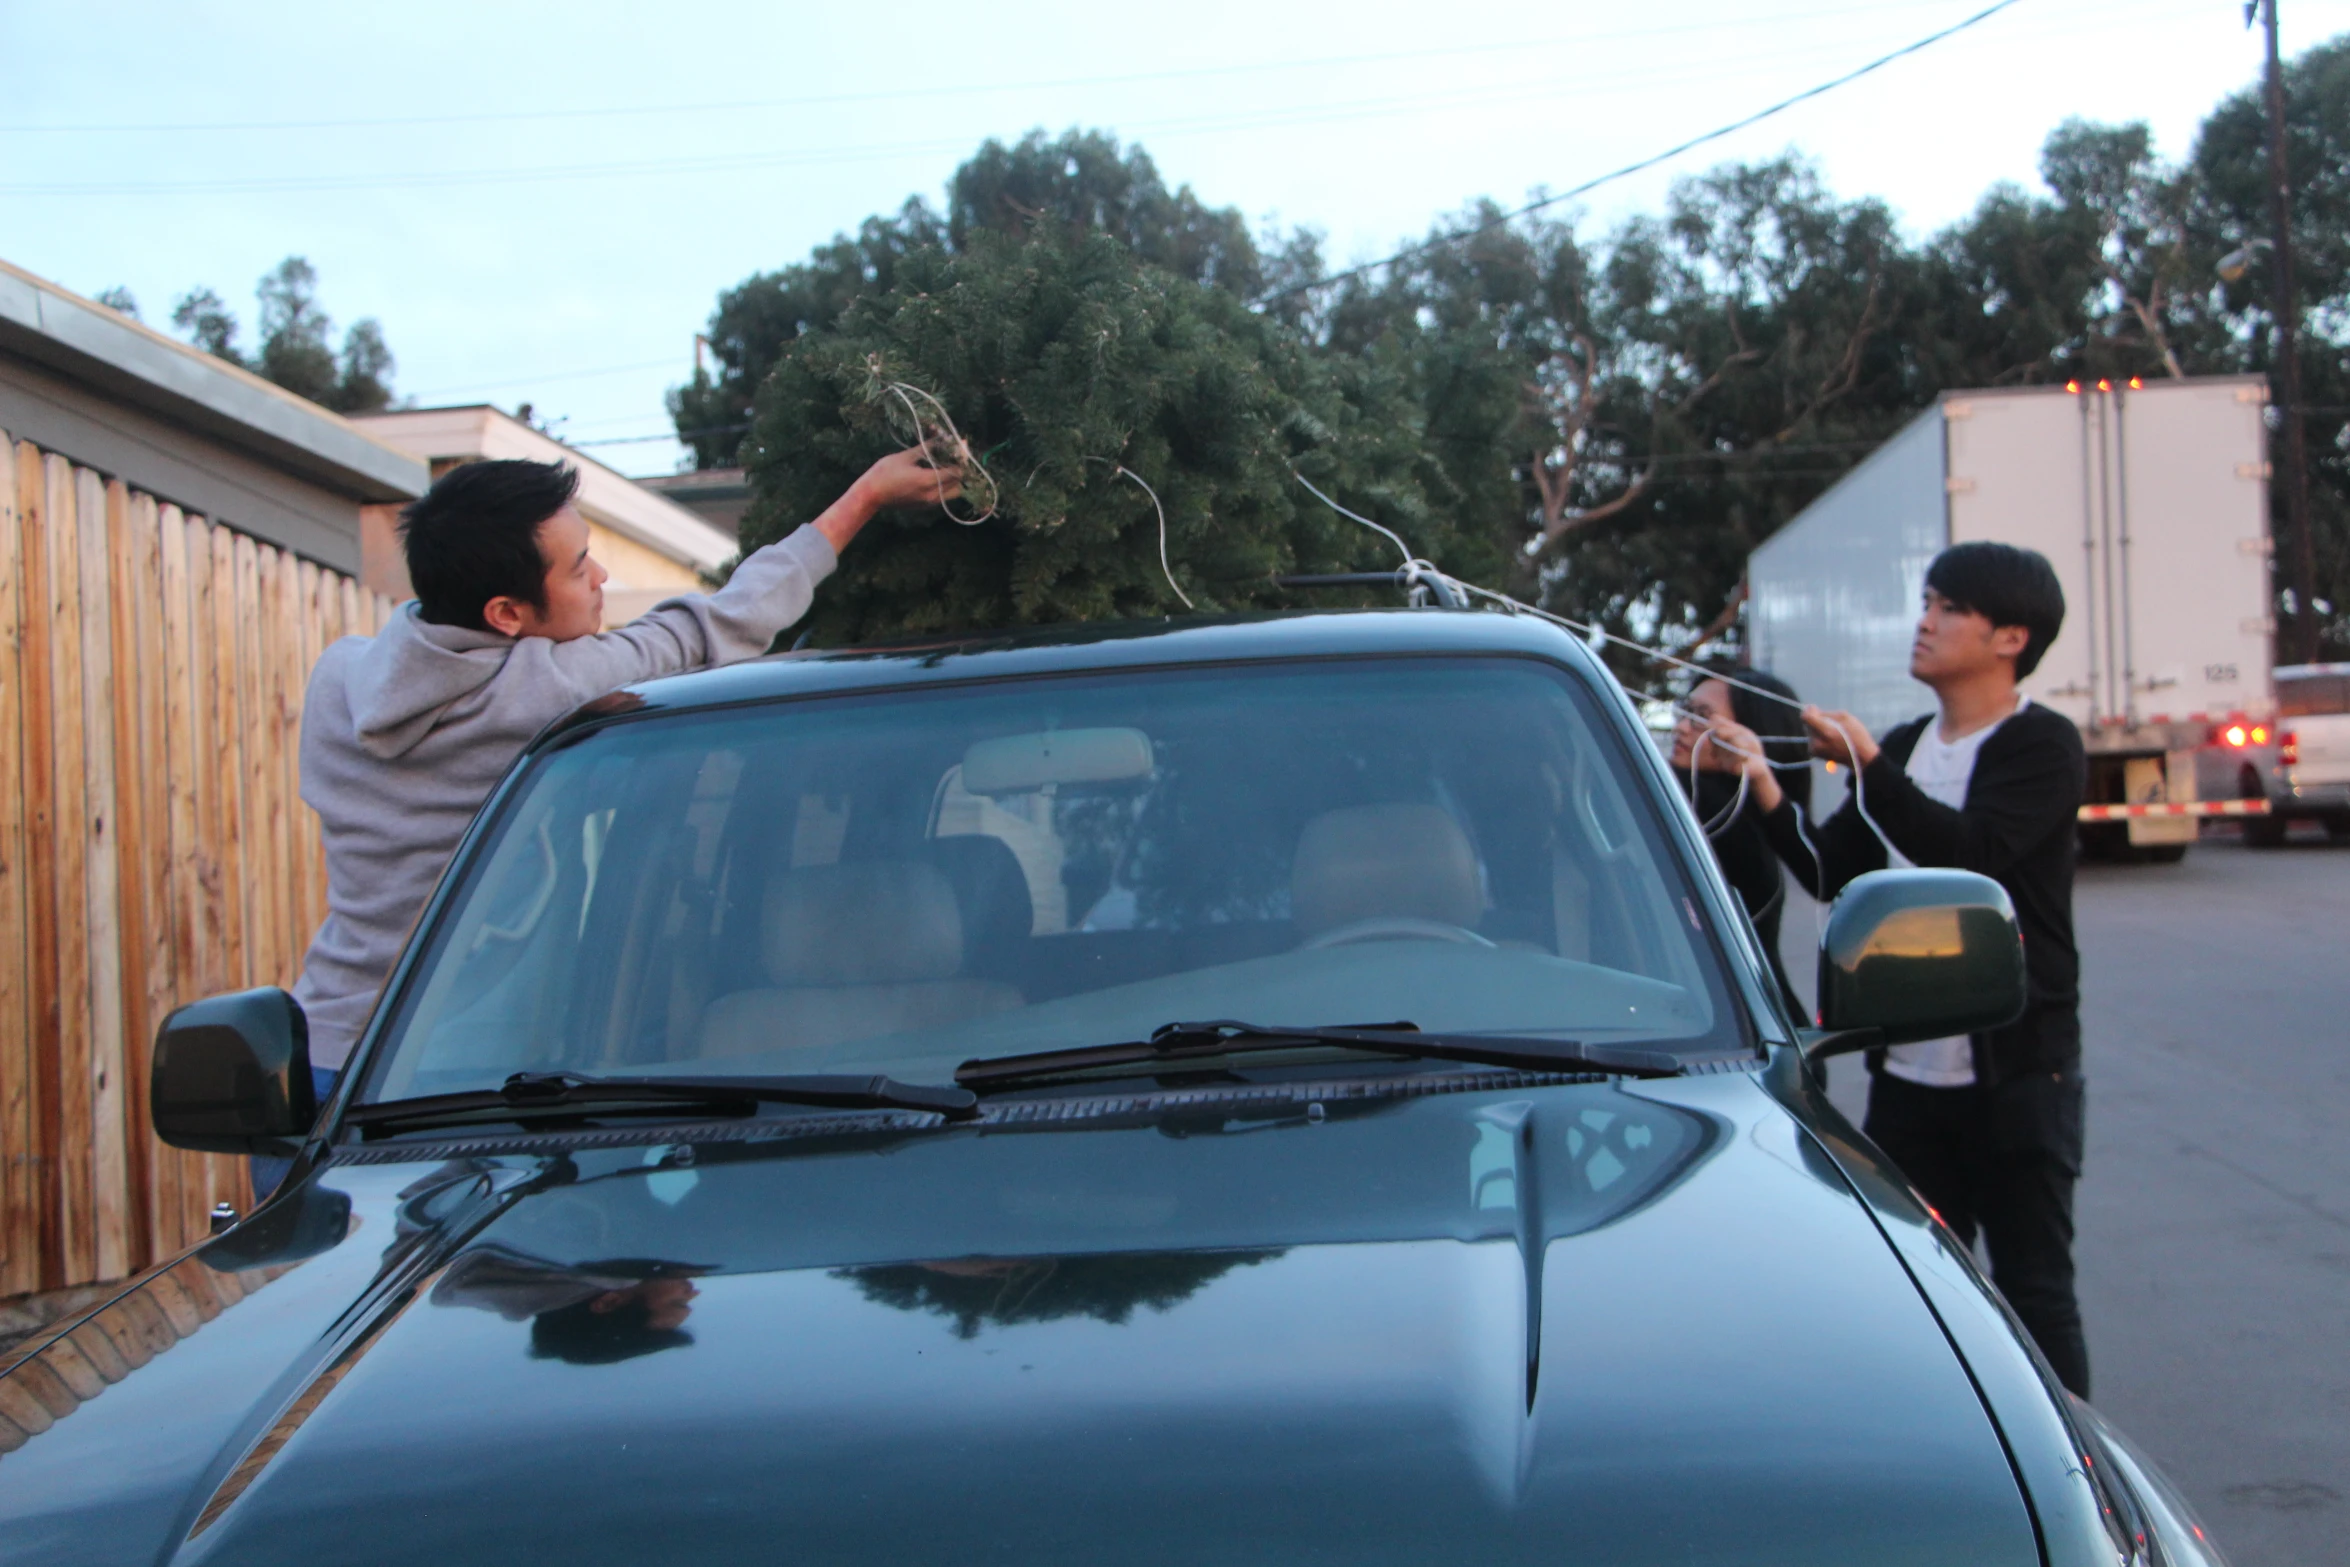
837, 1249, 1283, 1340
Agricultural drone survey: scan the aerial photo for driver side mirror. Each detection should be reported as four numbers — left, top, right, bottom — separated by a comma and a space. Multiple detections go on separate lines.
1807, 870, 2026, 1060
152, 987, 318, 1154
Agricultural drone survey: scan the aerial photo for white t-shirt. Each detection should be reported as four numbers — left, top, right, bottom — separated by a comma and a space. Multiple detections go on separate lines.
1881, 696, 2029, 1089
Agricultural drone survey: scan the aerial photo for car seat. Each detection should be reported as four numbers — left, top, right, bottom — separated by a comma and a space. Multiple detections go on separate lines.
697, 860, 1024, 1060
1289, 803, 1485, 941
920, 834, 1036, 976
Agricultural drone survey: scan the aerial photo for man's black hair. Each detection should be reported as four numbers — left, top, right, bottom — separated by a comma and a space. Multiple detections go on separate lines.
1925, 541, 2067, 678
399, 458, 581, 631
527, 1294, 693, 1366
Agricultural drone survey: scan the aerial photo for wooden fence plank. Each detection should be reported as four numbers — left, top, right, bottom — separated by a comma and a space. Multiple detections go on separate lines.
0, 436, 34, 1297
43, 455, 94, 1287
249, 547, 281, 990
154, 504, 197, 1261
287, 564, 317, 959
111, 486, 168, 1270
208, 526, 254, 1225
165, 512, 221, 1249
265, 549, 300, 988
235, 537, 278, 994
206, 525, 245, 996
194, 520, 237, 1234
14, 444, 61, 1291
75, 475, 130, 1283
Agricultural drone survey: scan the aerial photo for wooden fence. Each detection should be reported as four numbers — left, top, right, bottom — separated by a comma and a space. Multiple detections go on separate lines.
1, 431, 396, 1299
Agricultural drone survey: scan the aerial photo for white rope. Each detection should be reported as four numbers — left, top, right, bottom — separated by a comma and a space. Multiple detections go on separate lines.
1291, 472, 1902, 879
868, 365, 999, 525
1291, 470, 1418, 569
1088, 457, 1192, 610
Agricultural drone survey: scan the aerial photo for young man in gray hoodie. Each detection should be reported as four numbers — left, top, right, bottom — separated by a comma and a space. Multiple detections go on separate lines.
288, 446, 956, 1103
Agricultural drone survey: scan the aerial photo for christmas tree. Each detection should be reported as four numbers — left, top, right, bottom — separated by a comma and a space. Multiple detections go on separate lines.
738, 229, 1496, 645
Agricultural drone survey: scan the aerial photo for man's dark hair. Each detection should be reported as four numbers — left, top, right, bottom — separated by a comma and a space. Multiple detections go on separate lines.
1925, 541, 2067, 678
527, 1294, 693, 1366
399, 459, 580, 630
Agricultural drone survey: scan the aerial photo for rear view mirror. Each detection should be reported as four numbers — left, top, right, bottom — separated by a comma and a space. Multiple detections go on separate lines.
152, 987, 318, 1154
1812, 870, 2026, 1055
961, 728, 1153, 794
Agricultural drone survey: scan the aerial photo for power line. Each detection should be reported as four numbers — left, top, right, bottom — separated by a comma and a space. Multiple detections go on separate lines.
0, 52, 1886, 199
1275, 0, 2029, 301
0, 2, 1939, 136
0, 2, 2052, 200
570, 423, 749, 449
407, 356, 687, 400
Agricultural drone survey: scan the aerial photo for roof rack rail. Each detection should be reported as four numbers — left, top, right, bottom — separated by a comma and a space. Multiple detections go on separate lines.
1275, 570, 1468, 610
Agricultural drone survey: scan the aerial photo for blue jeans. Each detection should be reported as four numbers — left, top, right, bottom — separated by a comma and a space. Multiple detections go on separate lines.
247, 1066, 341, 1205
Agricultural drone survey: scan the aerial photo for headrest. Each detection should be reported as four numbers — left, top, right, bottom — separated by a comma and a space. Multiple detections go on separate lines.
1290, 803, 1483, 938
922, 835, 1034, 951
762, 861, 963, 986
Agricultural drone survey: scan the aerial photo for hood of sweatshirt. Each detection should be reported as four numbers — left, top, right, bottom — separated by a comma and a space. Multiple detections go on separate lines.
340, 604, 520, 761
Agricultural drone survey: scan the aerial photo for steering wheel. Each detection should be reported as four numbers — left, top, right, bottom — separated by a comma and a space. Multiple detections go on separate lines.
1300, 917, 1496, 951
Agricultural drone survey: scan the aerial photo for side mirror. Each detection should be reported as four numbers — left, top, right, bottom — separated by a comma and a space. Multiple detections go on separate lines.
1810, 870, 2026, 1058
152, 987, 318, 1154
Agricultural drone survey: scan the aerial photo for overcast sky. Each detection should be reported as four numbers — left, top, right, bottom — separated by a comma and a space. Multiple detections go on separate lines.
5, 0, 2346, 477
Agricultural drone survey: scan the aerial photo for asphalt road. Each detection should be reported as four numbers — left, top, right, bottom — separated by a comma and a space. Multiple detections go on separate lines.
1782, 826, 2350, 1567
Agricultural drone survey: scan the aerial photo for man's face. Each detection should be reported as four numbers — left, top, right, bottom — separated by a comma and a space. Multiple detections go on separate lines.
588, 1276, 699, 1333
487, 503, 606, 641
1910, 587, 2027, 685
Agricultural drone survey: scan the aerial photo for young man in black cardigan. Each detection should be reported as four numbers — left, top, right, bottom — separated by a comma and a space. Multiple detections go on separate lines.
1705, 541, 2090, 1396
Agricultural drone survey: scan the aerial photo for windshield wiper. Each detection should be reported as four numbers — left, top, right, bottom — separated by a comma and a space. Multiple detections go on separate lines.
346, 1070, 979, 1134
954, 1020, 1685, 1091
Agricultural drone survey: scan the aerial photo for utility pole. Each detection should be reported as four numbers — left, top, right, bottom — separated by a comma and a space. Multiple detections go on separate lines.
2253, 0, 2321, 664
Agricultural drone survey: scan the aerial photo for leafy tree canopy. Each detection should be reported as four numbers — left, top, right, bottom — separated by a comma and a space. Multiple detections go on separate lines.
670, 130, 1290, 470
166, 257, 398, 415
700, 32, 2350, 657
739, 229, 1494, 645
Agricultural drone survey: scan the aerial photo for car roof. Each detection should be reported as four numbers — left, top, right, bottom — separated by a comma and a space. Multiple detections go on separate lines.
536, 607, 1622, 750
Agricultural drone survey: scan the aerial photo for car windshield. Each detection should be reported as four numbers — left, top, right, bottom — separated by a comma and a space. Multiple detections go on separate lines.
358, 657, 1741, 1103
2276, 670, 2350, 718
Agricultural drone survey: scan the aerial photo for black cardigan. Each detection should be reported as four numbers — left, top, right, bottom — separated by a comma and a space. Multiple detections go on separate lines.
1759, 701, 2086, 1083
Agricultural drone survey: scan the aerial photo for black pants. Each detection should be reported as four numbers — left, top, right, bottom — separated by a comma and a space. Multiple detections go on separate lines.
1864, 1066, 2090, 1399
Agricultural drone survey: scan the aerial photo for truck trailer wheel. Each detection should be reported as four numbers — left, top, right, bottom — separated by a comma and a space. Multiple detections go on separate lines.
2325, 812, 2350, 843
2241, 771, 2287, 847
2143, 843, 2189, 863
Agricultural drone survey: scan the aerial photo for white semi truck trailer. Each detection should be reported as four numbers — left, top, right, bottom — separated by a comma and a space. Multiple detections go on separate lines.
1747, 374, 2279, 861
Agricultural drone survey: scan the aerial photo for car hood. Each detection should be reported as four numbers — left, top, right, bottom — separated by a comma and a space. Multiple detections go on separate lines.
0, 1072, 2036, 1566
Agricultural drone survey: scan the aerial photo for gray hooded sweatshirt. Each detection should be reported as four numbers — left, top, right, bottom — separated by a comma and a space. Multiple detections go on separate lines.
291, 524, 838, 1069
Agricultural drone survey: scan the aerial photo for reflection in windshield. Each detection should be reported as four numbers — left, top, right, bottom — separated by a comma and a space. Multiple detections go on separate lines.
836, 1250, 1283, 1340
365, 660, 1733, 1103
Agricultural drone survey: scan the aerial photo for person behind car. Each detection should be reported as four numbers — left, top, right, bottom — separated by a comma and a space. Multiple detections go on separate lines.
277, 447, 958, 1156
1669, 662, 1807, 1014
1702, 541, 2089, 1397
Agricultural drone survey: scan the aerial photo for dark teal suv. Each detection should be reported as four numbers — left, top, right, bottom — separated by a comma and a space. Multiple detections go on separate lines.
2, 610, 2222, 1565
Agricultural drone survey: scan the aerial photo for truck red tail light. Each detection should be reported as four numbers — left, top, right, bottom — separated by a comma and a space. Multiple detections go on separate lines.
2282, 730, 2298, 766
2224, 724, 2248, 747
